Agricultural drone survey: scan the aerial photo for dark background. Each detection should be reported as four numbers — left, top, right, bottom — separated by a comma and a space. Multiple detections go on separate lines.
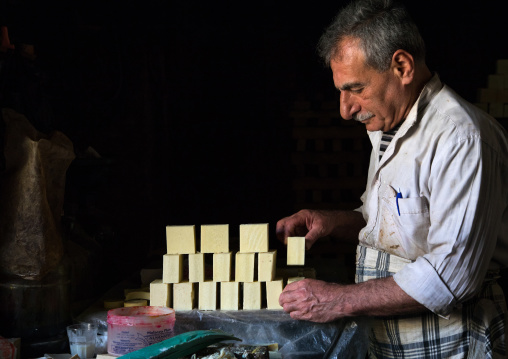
1, 0, 507, 301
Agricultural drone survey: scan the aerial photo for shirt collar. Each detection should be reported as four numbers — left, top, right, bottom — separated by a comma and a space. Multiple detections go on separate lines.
405, 73, 443, 128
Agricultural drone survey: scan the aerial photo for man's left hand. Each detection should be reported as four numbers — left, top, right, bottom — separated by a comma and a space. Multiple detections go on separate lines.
279, 278, 346, 322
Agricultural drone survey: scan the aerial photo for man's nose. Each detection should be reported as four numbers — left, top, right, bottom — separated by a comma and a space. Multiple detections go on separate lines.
340, 92, 360, 120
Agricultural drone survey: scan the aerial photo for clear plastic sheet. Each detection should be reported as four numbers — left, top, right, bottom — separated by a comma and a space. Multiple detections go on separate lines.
78, 308, 369, 359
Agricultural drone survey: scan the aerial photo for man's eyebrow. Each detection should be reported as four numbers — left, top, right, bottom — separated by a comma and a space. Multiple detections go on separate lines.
337, 82, 365, 91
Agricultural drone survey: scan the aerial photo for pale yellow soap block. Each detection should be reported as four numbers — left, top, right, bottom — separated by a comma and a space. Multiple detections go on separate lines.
173, 282, 195, 310
166, 225, 196, 254
243, 281, 262, 310
220, 281, 240, 310
201, 224, 229, 253
163, 254, 183, 283
124, 299, 147, 307
258, 250, 277, 282
150, 279, 171, 307
198, 281, 217, 310
124, 287, 149, 296
239, 223, 269, 253
125, 291, 151, 301
235, 252, 255, 282
189, 253, 205, 283
266, 280, 283, 310
213, 252, 232, 282
287, 236, 305, 265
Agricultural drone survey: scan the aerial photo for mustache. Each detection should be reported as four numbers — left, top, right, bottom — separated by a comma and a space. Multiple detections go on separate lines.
352, 112, 374, 122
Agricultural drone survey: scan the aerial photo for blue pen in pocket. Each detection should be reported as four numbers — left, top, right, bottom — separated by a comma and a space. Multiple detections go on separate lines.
396, 188, 402, 216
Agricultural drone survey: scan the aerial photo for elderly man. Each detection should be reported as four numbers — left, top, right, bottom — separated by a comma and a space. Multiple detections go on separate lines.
276, 0, 508, 357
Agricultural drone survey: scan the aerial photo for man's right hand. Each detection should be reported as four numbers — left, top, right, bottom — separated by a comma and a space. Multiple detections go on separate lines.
275, 209, 342, 249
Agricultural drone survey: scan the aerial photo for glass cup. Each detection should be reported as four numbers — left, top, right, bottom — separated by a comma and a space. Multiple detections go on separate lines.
66, 323, 98, 359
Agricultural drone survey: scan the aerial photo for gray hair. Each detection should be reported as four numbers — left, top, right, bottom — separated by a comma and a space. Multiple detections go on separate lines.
317, 0, 426, 72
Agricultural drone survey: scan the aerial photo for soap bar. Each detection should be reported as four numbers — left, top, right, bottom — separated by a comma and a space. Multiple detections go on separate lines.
213, 252, 232, 282
125, 291, 151, 301
189, 253, 205, 283
150, 279, 171, 307
124, 287, 149, 296
124, 299, 147, 307
258, 250, 277, 282
239, 224, 269, 253
243, 281, 262, 310
162, 254, 183, 283
235, 252, 255, 282
198, 281, 217, 310
266, 280, 283, 310
220, 281, 240, 310
287, 237, 305, 265
201, 224, 229, 253
166, 225, 196, 254
173, 282, 195, 310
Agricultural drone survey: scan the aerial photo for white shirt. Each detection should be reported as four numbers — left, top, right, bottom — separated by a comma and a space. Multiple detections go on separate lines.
358, 74, 508, 317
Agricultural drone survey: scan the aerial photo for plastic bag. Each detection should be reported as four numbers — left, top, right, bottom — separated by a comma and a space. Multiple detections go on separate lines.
78, 308, 369, 359
0, 108, 75, 280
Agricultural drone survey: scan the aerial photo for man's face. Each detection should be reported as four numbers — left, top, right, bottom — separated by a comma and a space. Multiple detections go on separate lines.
330, 38, 408, 132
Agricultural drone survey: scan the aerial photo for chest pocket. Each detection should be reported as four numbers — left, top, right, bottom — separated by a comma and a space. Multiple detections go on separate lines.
378, 185, 430, 259
398, 197, 430, 216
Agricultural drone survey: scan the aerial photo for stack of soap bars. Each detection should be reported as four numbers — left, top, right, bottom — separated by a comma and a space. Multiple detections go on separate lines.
150, 224, 305, 311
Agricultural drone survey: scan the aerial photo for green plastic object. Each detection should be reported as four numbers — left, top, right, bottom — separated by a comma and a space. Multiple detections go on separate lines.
117, 329, 242, 359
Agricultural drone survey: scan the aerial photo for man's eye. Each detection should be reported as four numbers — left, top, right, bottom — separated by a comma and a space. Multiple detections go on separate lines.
351, 88, 363, 94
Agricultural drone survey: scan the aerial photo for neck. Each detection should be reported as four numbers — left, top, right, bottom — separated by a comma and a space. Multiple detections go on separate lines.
412, 63, 433, 99
399, 63, 432, 123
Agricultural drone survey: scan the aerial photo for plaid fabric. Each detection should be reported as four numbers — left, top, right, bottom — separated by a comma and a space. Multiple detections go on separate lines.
356, 245, 507, 358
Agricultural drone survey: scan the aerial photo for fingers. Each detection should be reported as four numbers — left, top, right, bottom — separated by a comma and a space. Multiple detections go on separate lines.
276, 209, 335, 249
278, 284, 296, 306
278, 280, 304, 306
279, 279, 342, 323
276, 210, 312, 244
279, 281, 316, 321
289, 310, 312, 321
281, 298, 308, 319
281, 301, 301, 314
275, 218, 290, 244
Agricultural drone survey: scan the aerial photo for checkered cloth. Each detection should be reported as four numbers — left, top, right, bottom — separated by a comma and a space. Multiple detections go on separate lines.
356, 245, 507, 358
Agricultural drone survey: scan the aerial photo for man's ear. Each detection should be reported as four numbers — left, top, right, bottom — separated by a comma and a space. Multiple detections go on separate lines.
391, 49, 415, 85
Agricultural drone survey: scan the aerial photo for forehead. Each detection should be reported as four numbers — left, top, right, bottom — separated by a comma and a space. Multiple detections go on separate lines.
329, 39, 372, 88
